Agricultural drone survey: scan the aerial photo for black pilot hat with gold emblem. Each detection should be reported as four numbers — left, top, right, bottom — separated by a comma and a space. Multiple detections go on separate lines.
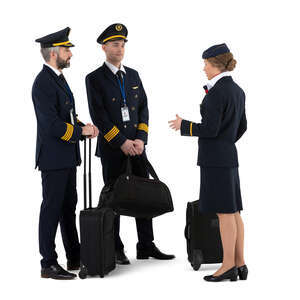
35, 27, 74, 48
97, 23, 128, 44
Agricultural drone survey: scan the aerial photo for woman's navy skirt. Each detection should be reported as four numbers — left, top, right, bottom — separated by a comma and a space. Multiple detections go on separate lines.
199, 167, 243, 213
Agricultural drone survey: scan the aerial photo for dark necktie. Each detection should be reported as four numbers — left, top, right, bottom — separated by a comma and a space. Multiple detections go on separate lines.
116, 70, 124, 85
59, 73, 68, 85
59, 74, 72, 94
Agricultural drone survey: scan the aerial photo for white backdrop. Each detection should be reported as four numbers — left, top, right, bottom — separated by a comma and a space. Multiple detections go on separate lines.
1, 0, 299, 298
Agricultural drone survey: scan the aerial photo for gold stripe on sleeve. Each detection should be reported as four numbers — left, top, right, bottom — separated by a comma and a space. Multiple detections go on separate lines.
104, 126, 120, 142
137, 123, 148, 133
61, 123, 74, 141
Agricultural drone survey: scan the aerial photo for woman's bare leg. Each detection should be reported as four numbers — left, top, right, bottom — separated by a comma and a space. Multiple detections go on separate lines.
214, 213, 237, 276
234, 212, 245, 267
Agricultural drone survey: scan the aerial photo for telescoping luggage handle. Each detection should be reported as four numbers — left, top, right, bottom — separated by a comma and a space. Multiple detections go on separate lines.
83, 138, 92, 210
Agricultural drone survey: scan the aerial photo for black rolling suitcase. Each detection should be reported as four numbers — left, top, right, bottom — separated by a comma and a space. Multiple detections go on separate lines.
184, 200, 223, 270
79, 138, 116, 279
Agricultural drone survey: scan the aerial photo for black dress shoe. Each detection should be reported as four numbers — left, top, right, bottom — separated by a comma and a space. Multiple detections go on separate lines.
67, 260, 80, 271
136, 243, 175, 260
237, 264, 248, 280
41, 264, 77, 280
204, 266, 238, 282
115, 249, 130, 265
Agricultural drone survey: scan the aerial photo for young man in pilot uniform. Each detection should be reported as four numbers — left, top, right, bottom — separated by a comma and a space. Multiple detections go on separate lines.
32, 27, 98, 279
85, 23, 175, 264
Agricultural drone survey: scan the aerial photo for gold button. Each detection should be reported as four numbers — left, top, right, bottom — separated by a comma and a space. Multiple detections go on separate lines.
134, 94, 138, 99
112, 97, 116, 102
131, 106, 135, 111
134, 124, 137, 128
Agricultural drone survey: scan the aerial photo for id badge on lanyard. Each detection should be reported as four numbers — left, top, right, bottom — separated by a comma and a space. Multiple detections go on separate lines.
121, 106, 130, 122
117, 76, 130, 122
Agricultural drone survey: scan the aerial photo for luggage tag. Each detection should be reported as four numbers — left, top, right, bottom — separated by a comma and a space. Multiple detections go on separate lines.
121, 105, 130, 122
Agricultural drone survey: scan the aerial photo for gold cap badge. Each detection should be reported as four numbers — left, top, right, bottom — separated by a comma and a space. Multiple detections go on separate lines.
116, 24, 122, 31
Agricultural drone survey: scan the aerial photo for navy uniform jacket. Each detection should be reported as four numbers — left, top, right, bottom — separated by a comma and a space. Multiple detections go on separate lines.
85, 63, 148, 158
181, 76, 247, 167
32, 65, 83, 171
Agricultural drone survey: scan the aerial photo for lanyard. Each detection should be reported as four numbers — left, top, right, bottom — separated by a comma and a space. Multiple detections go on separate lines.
117, 77, 127, 106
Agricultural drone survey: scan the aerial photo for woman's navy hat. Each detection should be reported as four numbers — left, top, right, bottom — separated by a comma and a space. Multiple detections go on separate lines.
35, 27, 74, 48
202, 43, 230, 59
97, 23, 128, 44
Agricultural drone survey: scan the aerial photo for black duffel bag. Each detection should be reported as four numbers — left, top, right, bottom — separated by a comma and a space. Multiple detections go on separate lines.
98, 156, 174, 218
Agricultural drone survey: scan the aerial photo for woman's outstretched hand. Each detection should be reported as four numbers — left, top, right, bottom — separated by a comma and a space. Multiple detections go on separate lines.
168, 114, 183, 131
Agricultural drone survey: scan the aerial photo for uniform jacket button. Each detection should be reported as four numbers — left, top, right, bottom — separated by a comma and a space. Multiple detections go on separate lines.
134, 94, 138, 99
124, 124, 127, 128
112, 97, 116, 102
131, 106, 135, 111
134, 124, 137, 128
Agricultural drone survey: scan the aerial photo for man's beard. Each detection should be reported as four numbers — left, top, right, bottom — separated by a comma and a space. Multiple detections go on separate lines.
56, 55, 70, 69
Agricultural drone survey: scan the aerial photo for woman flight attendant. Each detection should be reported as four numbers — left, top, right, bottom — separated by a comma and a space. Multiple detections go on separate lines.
169, 43, 248, 282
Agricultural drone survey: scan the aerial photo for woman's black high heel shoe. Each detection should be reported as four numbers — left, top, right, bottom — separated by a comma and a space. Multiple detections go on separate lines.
203, 266, 238, 282
237, 265, 248, 280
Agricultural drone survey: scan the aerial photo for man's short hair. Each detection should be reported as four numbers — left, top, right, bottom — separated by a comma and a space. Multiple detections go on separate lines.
40, 47, 59, 62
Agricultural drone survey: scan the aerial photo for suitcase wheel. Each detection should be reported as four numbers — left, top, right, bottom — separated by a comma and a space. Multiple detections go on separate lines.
79, 270, 87, 279
192, 249, 203, 271
79, 265, 88, 279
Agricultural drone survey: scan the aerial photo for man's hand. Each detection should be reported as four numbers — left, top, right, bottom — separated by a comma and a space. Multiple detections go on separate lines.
133, 139, 144, 155
82, 124, 94, 136
121, 139, 138, 156
168, 114, 183, 131
90, 124, 99, 139
82, 123, 99, 138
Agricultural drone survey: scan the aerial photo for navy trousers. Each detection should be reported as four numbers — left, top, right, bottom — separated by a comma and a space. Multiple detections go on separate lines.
100, 151, 154, 250
39, 167, 80, 268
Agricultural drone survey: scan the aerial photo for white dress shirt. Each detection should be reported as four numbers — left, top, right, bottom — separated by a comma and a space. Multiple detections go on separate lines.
105, 61, 126, 75
44, 63, 61, 76
206, 71, 231, 90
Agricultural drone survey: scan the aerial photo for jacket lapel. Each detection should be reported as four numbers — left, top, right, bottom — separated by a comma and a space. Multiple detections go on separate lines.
123, 66, 131, 99
102, 63, 119, 89
43, 65, 71, 98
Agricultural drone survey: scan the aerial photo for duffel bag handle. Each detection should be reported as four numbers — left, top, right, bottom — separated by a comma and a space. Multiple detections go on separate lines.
140, 156, 159, 180
125, 156, 133, 175
125, 155, 160, 180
